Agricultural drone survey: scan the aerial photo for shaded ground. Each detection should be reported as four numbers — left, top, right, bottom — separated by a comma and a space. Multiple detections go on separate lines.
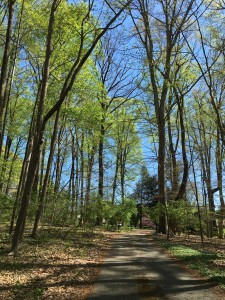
88, 231, 225, 299
154, 232, 225, 255
0, 228, 225, 299
0, 227, 112, 300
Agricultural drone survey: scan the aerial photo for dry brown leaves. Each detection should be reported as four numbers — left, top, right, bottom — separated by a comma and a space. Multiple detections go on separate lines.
137, 275, 166, 300
154, 233, 225, 273
0, 228, 114, 300
155, 233, 225, 257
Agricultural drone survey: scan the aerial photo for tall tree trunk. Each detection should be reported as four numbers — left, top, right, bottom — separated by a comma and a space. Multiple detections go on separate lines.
216, 129, 224, 239
69, 131, 76, 220
11, 0, 59, 252
112, 146, 120, 205
157, 116, 167, 233
79, 133, 84, 225
11, 131, 44, 251
31, 108, 60, 238
54, 136, 62, 195
120, 150, 125, 204
167, 106, 179, 200
189, 141, 204, 243
9, 136, 34, 234
98, 122, 105, 199
85, 146, 96, 204
175, 94, 188, 201
197, 122, 214, 238
0, 0, 15, 155
0, 135, 12, 191
5, 137, 21, 195
74, 131, 80, 221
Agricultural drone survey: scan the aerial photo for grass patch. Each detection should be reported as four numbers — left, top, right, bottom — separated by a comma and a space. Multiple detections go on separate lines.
154, 237, 225, 290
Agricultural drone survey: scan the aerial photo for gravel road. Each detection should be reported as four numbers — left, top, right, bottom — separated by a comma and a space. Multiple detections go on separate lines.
88, 231, 225, 300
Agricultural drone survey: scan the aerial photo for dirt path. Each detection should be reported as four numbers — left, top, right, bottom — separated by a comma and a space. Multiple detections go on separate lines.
88, 231, 225, 300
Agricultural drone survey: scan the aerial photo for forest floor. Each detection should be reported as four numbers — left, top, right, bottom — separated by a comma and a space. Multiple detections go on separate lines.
152, 232, 225, 290
0, 226, 115, 300
0, 227, 224, 299
153, 232, 225, 266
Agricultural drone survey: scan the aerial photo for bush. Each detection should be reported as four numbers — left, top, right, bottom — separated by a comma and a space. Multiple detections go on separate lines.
84, 197, 138, 229
0, 192, 14, 222
148, 200, 199, 234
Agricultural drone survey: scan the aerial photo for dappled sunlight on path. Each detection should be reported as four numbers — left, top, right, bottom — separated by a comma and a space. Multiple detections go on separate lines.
88, 231, 225, 300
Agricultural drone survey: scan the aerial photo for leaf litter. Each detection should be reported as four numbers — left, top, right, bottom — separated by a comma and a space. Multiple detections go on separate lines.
0, 227, 113, 300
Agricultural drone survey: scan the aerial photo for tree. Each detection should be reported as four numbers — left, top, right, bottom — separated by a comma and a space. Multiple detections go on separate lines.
110, 102, 141, 204
131, 0, 198, 233
132, 165, 158, 228
95, 31, 137, 201
0, 0, 16, 156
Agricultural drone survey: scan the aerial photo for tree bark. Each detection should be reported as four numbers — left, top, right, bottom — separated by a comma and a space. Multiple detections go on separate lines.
175, 94, 188, 201
69, 131, 76, 220
112, 146, 120, 205
216, 129, 224, 239
0, 0, 16, 155
167, 105, 179, 200
11, 0, 59, 252
85, 146, 96, 204
98, 122, 105, 199
31, 108, 60, 238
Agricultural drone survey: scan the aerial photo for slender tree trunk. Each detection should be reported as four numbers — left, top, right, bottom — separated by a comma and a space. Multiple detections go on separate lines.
120, 156, 125, 204
9, 137, 34, 235
0, 135, 12, 191
31, 108, 60, 238
187, 124, 204, 242
112, 146, 120, 205
175, 95, 188, 200
120, 147, 128, 204
0, 0, 25, 159
0, 0, 15, 155
54, 140, 61, 194
5, 138, 21, 195
85, 146, 96, 204
51, 128, 67, 223
10, 0, 59, 252
216, 129, 225, 239
38, 140, 46, 198
98, 122, 105, 199
75, 136, 79, 220
70, 132, 76, 220
11, 131, 44, 250
167, 108, 179, 200
79, 133, 84, 225
191, 150, 204, 243
193, 117, 215, 238
157, 117, 167, 233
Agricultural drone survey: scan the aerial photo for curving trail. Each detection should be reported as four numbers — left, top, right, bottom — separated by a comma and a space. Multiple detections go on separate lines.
88, 231, 225, 300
